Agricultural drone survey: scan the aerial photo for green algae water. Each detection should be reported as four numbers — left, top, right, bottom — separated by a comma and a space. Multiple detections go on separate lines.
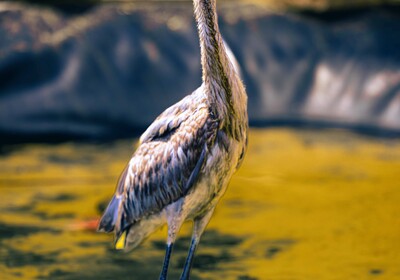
1, 128, 399, 280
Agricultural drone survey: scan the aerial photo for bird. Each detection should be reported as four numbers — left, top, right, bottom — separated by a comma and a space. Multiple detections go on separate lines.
98, 0, 248, 279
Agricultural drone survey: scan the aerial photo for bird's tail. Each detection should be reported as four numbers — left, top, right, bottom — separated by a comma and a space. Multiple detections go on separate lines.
117, 215, 163, 252
97, 195, 121, 233
97, 195, 163, 251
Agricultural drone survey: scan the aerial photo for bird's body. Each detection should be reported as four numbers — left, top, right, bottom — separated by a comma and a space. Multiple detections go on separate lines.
98, 0, 248, 279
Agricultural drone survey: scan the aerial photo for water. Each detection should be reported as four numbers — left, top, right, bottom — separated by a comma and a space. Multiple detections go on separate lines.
0, 128, 399, 280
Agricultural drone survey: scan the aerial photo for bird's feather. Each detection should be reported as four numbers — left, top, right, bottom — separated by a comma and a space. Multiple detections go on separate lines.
102, 92, 219, 240
140, 95, 193, 144
97, 194, 121, 233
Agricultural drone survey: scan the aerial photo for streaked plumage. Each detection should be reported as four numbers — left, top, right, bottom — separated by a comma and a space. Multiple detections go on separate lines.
98, 0, 248, 279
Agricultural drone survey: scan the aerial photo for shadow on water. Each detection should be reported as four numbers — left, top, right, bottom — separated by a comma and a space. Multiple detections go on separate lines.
0, 223, 59, 241
0, 128, 399, 279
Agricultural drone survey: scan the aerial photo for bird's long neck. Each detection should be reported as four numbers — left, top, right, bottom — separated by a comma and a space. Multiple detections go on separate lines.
193, 0, 239, 119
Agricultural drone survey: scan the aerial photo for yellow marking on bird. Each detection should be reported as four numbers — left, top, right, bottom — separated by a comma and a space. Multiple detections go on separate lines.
115, 231, 127, 250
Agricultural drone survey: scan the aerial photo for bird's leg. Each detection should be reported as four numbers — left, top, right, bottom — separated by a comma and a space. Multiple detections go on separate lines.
180, 208, 215, 280
159, 202, 185, 280
159, 242, 174, 280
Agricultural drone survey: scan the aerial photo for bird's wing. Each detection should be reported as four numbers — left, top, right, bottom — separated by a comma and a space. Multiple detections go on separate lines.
103, 96, 219, 238
139, 94, 193, 144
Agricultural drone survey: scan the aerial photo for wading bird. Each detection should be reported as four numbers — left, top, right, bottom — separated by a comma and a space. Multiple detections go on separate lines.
98, 0, 248, 279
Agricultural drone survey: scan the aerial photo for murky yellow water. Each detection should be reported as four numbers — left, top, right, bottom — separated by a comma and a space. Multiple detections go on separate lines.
0, 128, 399, 280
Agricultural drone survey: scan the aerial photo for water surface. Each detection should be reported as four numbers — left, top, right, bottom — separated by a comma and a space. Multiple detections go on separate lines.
1, 128, 399, 279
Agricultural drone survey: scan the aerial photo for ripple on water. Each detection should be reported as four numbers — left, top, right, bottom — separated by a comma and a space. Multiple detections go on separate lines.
0, 129, 399, 279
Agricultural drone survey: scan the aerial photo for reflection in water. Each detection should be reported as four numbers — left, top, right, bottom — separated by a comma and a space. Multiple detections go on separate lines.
0, 129, 400, 279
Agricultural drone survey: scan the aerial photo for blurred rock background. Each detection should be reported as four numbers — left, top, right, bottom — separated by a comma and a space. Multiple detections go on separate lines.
1, 0, 399, 143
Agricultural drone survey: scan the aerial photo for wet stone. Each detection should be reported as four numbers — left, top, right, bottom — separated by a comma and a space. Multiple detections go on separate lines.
262, 239, 296, 260
33, 211, 75, 220
77, 241, 109, 248
370, 269, 383, 275
3, 247, 59, 268
4, 204, 35, 213
44, 154, 95, 165
0, 222, 59, 240
238, 275, 259, 280
34, 193, 78, 202
185, 251, 234, 270
46, 269, 72, 279
201, 230, 244, 247
265, 246, 282, 259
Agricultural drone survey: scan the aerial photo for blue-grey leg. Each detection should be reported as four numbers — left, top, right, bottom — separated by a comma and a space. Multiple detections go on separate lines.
180, 208, 215, 280
180, 238, 198, 280
160, 201, 185, 280
159, 243, 174, 280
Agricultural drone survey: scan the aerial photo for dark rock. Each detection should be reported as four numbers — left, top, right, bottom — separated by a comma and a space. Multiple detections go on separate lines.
0, 222, 60, 240
238, 276, 258, 280
265, 246, 282, 259
370, 269, 383, 275
0, 2, 399, 143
